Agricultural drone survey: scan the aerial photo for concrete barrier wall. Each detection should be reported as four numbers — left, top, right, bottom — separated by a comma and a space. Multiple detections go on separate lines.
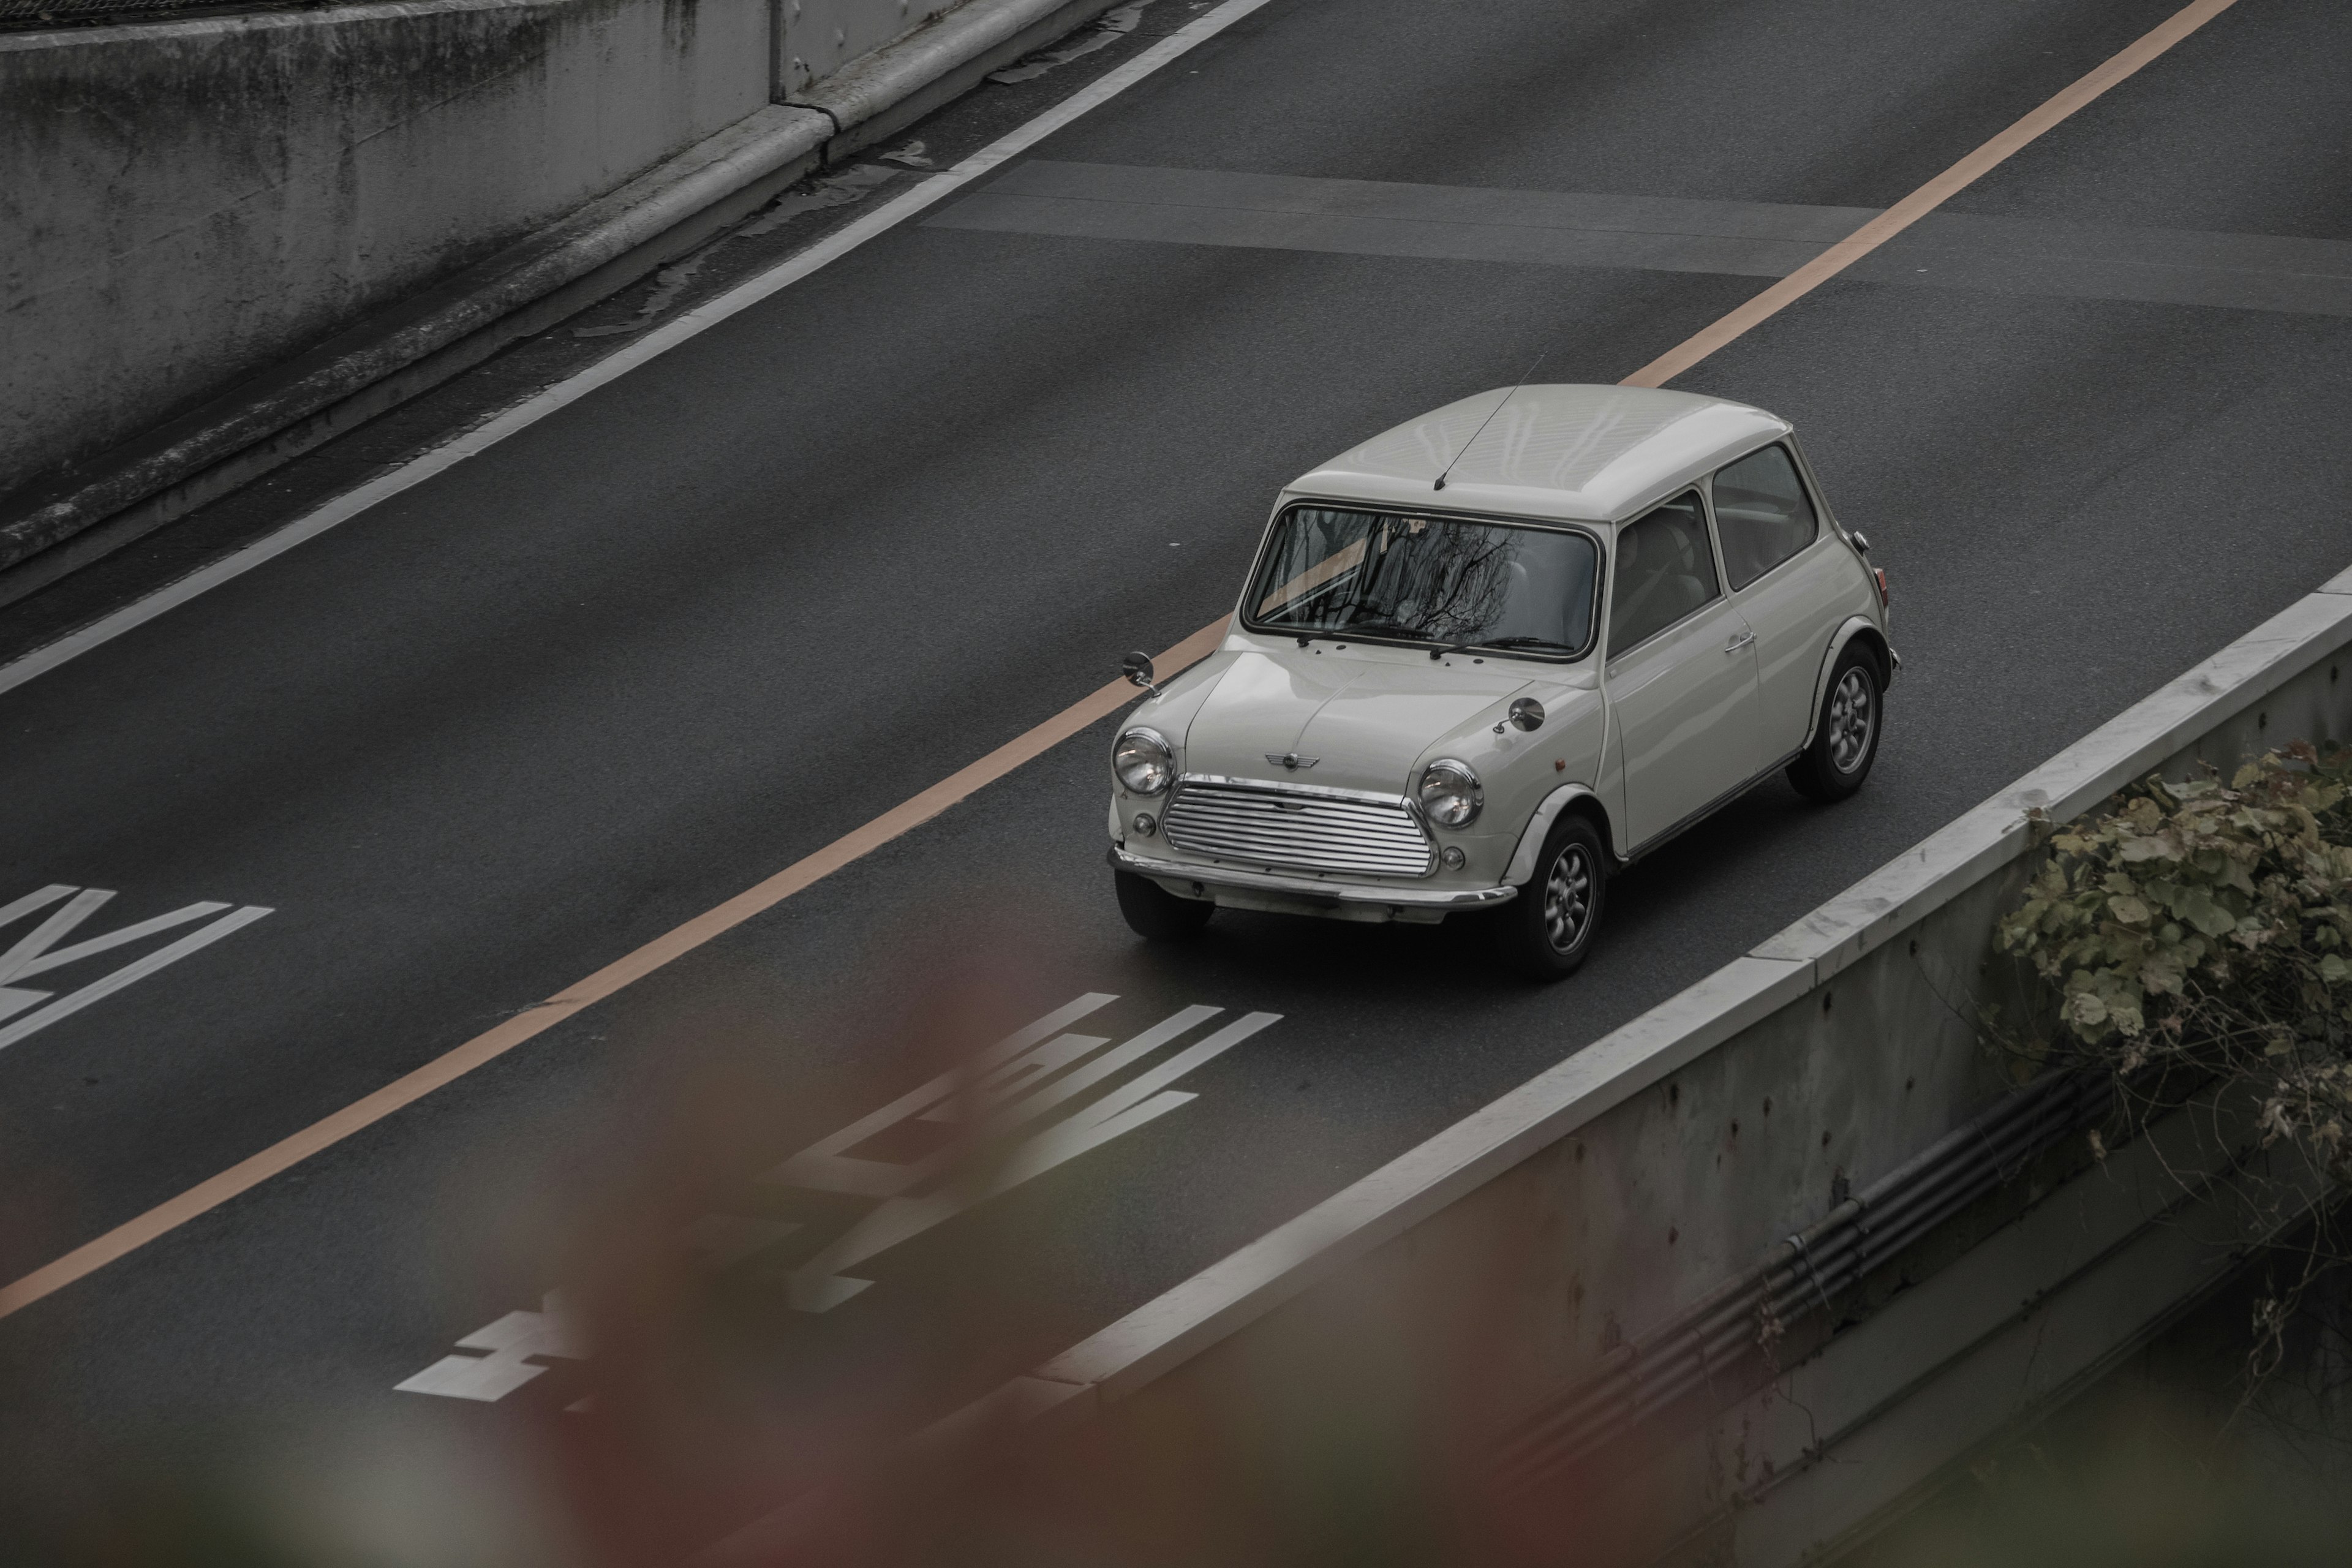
967, 570, 2352, 1559
0, 0, 772, 505
783, 0, 962, 93
0, 0, 1021, 521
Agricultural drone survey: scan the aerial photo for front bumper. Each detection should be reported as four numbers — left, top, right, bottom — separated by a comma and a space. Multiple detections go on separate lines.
1109, 846, 1517, 913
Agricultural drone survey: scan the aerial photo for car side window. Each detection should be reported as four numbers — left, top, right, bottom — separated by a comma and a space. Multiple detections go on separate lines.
1608, 491, 1719, 656
1712, 443, 1818, 591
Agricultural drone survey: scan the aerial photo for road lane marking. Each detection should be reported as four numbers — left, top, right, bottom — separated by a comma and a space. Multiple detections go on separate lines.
776, 1001, 1274, 1312
935, 161, 2352, 318
0, 0, 2241, 1322
1623, 0, 2244, 387
772, 992, 1121, 1197
0, 886, 272, 1050
0, 624, 1222, 1321
398, 997, 1273, 1391
0, 0, 1275, 704
918, 1003, 1224, 1131
395, 1292, 583, 1401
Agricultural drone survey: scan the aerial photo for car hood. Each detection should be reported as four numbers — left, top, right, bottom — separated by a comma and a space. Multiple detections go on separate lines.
1180, 649, 1534, 795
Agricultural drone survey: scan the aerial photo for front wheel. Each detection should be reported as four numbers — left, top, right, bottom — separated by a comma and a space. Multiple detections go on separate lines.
1494, 814, 1607, 981
1787, 642, 1882, 802
1115, 869, 1213, 941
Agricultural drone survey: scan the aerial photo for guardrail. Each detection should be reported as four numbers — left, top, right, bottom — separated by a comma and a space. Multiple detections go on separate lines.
906, 565, 2352, 1563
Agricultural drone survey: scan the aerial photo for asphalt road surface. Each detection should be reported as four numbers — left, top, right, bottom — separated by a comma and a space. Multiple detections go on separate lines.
4, 0, 2350, 1526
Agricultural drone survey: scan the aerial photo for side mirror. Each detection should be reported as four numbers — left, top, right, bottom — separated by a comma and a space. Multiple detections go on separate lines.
1848, 530, 1872, 555
1121, 650, 1161, 697
1508, 696, 1546, 732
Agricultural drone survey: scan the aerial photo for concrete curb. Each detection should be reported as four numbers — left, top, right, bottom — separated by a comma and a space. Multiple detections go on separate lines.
964, 562, 2352, 1422
793, 0, 1121, 157
0, 0, 1129, 604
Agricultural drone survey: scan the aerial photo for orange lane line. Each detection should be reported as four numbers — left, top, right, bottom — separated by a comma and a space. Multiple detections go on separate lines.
0, 0, 2244, 1322
1621, 0, 2242, 390
0, 619, 1228, 1321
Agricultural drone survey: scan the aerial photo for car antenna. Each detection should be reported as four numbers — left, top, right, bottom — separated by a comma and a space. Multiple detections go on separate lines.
1433, 350, 1547, 492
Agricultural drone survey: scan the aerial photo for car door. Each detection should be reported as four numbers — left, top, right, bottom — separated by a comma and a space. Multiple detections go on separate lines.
1711, 442, 1848, 760
1605, 490, 1762, 849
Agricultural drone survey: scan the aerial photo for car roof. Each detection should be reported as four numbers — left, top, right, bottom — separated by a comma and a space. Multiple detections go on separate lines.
1281, 384, 1792, 525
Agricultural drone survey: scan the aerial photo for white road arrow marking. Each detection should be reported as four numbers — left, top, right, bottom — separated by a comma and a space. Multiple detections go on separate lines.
784, 1006, 1281, 1311
768, 992, 1120, 1198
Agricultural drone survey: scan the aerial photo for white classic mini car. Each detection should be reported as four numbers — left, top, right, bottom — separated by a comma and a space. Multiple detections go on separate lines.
1107, 383, 1894, 978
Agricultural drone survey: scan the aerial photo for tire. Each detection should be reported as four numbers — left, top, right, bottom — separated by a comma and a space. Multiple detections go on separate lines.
1788, 641, 1882, 803
1115, 868, 1213, 940
1495, 813, 1607, 981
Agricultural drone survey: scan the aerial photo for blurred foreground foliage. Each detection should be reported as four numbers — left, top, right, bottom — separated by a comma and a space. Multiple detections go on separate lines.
1844, 1391, 2352, 1568
20, 889, 2352, 1568
1997, 742, 2352, 1182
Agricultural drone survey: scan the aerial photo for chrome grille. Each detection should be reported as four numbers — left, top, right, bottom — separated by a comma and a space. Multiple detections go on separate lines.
1162, 778, 1433, 878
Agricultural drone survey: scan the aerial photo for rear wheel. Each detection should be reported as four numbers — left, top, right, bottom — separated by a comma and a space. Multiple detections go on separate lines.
1788, 642, 1882, 802
1115, 869, 1213, 940
1495, 814, 1607, 981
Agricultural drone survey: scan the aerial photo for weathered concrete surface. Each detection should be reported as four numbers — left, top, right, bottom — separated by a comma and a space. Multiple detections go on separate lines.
0, 0, 771, 511
782, 0, 965, 96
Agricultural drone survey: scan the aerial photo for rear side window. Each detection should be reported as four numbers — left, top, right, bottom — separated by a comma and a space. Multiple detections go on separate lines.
1608, 492, 1719, 655
1713, 443, 1818, 590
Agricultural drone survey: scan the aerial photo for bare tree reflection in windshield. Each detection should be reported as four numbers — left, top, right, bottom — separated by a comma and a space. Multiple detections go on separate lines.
1250, 507, 1599, 659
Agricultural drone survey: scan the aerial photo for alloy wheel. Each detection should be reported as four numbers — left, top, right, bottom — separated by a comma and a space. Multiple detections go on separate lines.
1828, 667, 1874, 774
1544, 844, 1593, 953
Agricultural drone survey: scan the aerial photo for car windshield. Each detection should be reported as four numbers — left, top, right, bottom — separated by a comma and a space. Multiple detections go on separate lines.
1245, 505, 1599, 658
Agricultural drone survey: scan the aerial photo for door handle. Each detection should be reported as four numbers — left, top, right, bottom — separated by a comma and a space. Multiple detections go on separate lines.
1724, 630, 1756, 654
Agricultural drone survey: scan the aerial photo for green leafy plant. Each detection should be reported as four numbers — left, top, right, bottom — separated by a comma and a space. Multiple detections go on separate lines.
1995, 742, 2352, 1185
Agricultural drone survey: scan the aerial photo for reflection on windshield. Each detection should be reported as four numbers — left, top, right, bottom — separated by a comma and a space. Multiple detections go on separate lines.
1246, 506, 1599, 657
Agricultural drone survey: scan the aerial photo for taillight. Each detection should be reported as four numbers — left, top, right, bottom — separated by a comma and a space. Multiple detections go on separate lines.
1872, 567, 1889, 607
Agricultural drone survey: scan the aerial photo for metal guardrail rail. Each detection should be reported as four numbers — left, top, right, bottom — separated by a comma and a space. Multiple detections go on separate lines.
1492, 1068, 2117, 1492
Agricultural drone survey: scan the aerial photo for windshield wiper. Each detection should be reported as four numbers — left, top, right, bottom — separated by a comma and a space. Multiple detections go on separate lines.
1349, 622, 1507, 662
1315, 620, 1516, 661
1475, 635, 1577, 654
1338, 620, 1483, 660
1284, 620, 1564, 659
1287, 622, 1577, 660
1267, 601, 1396, 646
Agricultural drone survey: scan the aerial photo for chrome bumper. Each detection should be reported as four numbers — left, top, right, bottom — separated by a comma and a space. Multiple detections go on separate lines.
1109, 847, 1517, 910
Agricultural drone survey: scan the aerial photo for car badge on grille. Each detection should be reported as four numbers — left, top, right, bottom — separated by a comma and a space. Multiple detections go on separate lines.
1265, 753, 1320, 771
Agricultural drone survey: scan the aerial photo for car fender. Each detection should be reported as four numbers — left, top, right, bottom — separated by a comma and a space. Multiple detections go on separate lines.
1504, 783, 1603, 886
1800, 615, 1894, 750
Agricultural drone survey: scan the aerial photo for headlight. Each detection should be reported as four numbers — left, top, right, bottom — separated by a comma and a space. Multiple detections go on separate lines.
1114, 728, 1175, 795
1418, 759, 1482, 827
